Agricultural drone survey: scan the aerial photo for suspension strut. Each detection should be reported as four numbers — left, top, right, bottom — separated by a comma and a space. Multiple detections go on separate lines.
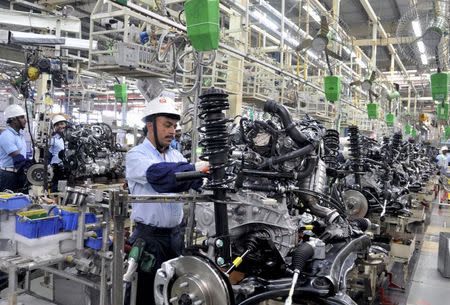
348, 125, 362, 185
198, 87, 234, 263
323, 129, 340, 170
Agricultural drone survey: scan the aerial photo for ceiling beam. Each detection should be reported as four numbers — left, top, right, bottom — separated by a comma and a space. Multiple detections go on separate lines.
358, 0, 415, 93
354, 36, 416, 46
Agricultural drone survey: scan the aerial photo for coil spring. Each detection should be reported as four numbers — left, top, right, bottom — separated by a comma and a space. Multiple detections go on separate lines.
348, 125, 360, 161
198, 87, 235, 189
323, 129, 340, 169
392, 132, 402, 151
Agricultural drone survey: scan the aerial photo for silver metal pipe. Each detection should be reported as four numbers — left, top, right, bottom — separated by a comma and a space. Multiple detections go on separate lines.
40, 266, 100, 290
8, 265, 18, 305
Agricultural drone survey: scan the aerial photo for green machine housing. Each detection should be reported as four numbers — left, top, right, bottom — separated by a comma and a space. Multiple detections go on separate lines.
185, 0, 220, 51
431, 72, 449, 101
386, 113, 395, 126
367, 103, 379, 119
324, 76, 341, 102
436, 102, 449, 120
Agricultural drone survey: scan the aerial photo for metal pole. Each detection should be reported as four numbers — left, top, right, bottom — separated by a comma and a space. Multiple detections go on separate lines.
99, 207, 110, 305
8, 265, 17, 305
112, 190, 126, 305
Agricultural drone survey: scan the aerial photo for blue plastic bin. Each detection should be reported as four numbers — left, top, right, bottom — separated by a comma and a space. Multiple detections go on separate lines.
55, 207, 97, 231
0, 194, 31, 211
16, 209, 61, 239
85, 229, 111, 250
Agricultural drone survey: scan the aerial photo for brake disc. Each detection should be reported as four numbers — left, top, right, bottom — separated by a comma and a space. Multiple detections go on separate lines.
342, 189, 369, 219
26, 164, 54, 186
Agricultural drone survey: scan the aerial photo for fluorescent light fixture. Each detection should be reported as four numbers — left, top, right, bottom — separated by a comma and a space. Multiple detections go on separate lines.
9, 31, 65, 45
252, 10, 278, 32
306, 50, 319, 59
63, 37, 98, 51
417, 40, 426, 53
421, 53, 428, 65
356, 58, 367, 69
412, 20, 422, 37
302, 5, 321, 24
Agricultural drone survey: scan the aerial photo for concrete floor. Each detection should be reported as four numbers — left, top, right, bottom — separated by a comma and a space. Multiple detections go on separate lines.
406, 203, 450, 305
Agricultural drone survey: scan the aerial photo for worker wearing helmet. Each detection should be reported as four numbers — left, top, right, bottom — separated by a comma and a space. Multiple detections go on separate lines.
170, 125, 182, 152
0, 104, 31, 192
49, 114, 68, 191
437, 146, 449, 175
125, 96, 208, 305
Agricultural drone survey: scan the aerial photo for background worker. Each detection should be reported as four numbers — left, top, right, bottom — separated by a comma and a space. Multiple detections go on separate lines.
0, 104, 32, 192
49, 114, 68, 192
125, 96, 208, 305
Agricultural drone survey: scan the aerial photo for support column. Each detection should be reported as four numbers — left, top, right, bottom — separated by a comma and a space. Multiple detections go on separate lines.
226, 0, 246, 117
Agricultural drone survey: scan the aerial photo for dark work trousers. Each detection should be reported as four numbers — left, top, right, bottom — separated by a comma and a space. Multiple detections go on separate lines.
50, 164, 66, 192
127, 222, 184, 305
0, 170, 27, 193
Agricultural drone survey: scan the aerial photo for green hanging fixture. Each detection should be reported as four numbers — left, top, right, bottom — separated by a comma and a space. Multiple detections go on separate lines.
404, 124, 412, 135
114, 83, 127, 103
386, 113, 395, 126
367, 103, 379, 119
411, 128, 417, 137
431, 72, 449, 101
445, 126, 450, 140
436, 102, 449, 120
185, 0, 220, 51
324, 76, 341, 102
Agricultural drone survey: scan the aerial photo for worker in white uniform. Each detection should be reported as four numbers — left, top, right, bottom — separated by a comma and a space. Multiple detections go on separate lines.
0, 105, 31, 192
125, 96, 208, 305
49, 114, 67, 191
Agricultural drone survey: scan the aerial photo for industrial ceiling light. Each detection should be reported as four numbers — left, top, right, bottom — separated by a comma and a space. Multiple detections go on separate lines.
302, 5, 321, 24
412, 20, 422, 37
421, 53, 428, 65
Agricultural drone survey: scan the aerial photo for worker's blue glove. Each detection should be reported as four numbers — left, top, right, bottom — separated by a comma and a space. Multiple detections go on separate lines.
146, 162, 203, 193
12, 154, 33, 172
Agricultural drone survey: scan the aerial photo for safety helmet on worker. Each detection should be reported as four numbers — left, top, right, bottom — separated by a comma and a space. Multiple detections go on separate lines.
52, 114, 67, 126
441, 146, 448, 153
4, 104, 26, 120
141, 96, 180, 122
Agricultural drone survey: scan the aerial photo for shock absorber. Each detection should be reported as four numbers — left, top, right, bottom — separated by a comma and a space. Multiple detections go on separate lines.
323, 129, 340, 169
198, 87, 234, 263
348, 125, 362, 185
391, 132, 402, 153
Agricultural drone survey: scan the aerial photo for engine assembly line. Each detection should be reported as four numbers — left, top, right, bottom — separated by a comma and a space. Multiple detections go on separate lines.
0, 1, 450, 305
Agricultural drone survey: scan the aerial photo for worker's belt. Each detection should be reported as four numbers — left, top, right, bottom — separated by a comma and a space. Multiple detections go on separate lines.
0, 167, 18, 173
135, 222, 181, 235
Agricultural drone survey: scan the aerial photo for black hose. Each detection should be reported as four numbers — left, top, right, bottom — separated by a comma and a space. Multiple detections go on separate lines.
241, 169, 295, 179
350, 218, 371, 231
258, 144, 315, 169
263, 100, 309, 146
297, 157, 317, 180
292, 242, 314, 271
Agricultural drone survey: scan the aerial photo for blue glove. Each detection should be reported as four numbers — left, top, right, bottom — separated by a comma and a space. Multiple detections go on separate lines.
12, 154, 33, 171
146, 162, 203, 193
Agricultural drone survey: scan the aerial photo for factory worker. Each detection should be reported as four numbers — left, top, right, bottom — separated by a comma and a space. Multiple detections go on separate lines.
436, 145, 449, 175
125, 96, 208, 305
49, 114, 67, 191
0, 105, 31, 192
170, 125, 182, 152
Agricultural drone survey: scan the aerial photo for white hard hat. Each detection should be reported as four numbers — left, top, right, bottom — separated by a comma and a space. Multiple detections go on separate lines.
52, 114, 67, 125
442, 146, 448, 152
141, 96, 180, 122
4, 104, 26, 120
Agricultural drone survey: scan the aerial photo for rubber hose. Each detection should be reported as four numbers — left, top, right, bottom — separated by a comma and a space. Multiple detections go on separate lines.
296, 157, 318, 180
258, 144, 315, 169
263, 100, 309, 146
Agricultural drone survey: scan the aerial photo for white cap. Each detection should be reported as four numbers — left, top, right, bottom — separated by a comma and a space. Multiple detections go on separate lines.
4, 104, 26, 120
141, 96, 180, 122
442, 146, 448, 152
52, 114, 67, 125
